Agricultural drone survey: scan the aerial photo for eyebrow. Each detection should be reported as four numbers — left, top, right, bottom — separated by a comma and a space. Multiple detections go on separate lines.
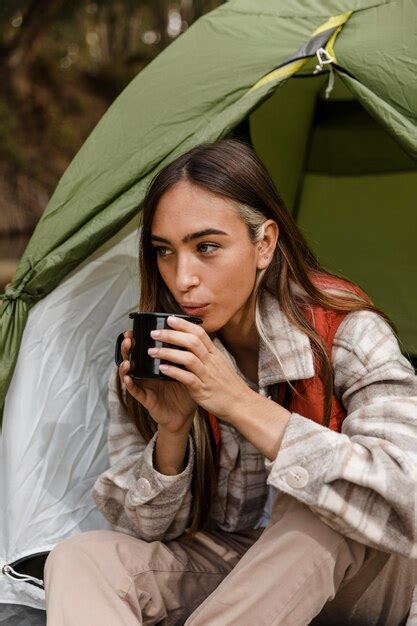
150, 228, 230, 245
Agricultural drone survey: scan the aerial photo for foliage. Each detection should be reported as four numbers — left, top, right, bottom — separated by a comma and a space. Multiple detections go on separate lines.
0, 0, 224, 238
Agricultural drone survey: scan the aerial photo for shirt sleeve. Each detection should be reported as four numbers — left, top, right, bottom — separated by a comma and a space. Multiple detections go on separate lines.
91, 368, 194, 542
264, 310, 417, 557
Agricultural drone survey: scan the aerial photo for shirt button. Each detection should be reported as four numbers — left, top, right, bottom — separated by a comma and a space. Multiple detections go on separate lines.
137, 477, 152, 498
285, 466, 309, 489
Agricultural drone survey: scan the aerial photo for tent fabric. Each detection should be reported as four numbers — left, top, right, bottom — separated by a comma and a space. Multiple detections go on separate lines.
1, 0, 416, 616
248, 75, 417, 353
0, 603, 46, 625
307, 99, 417, 175
297, 171, 417, 351
0, 221, 138, 610
2, 0, 417, 426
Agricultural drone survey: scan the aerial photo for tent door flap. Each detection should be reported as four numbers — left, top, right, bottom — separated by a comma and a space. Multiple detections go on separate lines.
2, 551, 49, 589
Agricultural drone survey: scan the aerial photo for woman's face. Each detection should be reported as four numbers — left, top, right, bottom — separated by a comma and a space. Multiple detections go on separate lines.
150, 180, 268, 334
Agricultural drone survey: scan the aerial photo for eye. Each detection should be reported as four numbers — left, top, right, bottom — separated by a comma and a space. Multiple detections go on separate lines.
198, 243, 219, 254
154, 246, 172, 257
154, 243, 219, 258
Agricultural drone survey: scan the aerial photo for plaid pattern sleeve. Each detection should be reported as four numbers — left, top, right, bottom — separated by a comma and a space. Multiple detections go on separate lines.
264, 310, 417, 557
91, 369, 194, 542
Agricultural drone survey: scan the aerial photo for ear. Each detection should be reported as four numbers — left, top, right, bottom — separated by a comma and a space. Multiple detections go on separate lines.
256, 220, 279, 270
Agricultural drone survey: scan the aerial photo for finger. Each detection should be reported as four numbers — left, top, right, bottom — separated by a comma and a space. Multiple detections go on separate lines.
118, 359, 130, 384
150, 328, 210, 362
148, 347, 204, 379
157, 363, 199, 389
121, 337, 131, 361
166, 316, 214, 353
123, 375, 147, 405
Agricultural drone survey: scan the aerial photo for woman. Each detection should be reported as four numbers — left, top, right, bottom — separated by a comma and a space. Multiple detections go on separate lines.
44, 139, 417, 625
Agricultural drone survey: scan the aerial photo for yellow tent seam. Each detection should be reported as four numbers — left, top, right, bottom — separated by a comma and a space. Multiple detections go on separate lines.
247, 59, 307, 94
311, 11, 352, 37
248, 11, 353, 94
325, 11, 353, 62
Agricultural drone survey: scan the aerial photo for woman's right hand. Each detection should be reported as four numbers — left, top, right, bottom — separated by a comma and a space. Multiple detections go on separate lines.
118, 331, 198, 435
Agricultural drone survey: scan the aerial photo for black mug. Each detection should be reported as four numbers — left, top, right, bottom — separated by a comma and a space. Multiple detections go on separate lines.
115, 312, 203, 380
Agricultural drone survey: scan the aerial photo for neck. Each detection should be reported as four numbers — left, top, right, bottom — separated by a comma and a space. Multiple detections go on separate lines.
217, 298, 259, 361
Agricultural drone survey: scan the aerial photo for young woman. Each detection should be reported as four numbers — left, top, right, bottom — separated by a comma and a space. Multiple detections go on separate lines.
44, 139, 417, 625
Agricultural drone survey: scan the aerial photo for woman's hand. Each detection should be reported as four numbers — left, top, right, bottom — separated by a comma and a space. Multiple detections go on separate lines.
119, 331, 198, 435
145, 316, 252, 421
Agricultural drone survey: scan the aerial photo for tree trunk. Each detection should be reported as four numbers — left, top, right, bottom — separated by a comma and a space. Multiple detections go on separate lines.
4, 0, 65, 69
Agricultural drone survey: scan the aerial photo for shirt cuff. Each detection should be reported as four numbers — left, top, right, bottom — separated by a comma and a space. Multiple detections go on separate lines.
264, 413, 340, 506
126, 431, 194, 507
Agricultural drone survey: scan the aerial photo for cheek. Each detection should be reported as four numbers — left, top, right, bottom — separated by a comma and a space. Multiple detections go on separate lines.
157, 260, 172, 285
229, 272, 256, 300
223, 252, 257, 285
215, 260, 257, 306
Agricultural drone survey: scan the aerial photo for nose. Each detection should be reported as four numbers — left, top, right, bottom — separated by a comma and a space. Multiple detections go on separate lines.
175, 253, 200, 292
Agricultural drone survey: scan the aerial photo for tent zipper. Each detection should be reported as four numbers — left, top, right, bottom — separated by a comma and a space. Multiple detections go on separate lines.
2, 551, 49, 589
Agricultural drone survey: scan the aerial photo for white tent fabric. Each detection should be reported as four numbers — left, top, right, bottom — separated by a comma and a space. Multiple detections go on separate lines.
0, 220, 139, 611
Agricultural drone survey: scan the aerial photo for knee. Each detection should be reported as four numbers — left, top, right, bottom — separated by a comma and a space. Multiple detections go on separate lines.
45, 530, 115, 578
267, 493, 362, 563
44, 530, 159, 584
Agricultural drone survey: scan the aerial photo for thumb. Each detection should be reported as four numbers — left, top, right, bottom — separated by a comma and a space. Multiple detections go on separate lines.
123, 375, 149, 407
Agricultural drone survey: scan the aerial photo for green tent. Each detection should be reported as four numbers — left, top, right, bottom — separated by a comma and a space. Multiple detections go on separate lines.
1, 0, 417, 618
1, 0, 416, 425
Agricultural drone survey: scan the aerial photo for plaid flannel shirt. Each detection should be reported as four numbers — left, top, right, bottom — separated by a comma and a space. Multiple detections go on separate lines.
92, 290, 417, 566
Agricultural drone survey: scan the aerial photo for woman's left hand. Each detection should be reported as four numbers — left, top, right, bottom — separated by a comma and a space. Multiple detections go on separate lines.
147, 315, 253, 421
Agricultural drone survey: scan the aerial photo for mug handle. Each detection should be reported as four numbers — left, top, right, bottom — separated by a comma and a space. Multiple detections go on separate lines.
114, 333, 126, 367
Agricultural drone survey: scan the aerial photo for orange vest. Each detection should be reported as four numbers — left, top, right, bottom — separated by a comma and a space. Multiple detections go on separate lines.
207, 276, 372, 475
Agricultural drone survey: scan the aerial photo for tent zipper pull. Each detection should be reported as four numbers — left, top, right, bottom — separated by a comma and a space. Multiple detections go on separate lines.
2, 564, 44, 588
324, 66, 335, 99
313, 47, 335, 99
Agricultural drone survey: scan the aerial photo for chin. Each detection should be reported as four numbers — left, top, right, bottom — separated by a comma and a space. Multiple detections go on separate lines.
203, 315, 228, 336
201, 321, 215, 335
198, 315, 216, 334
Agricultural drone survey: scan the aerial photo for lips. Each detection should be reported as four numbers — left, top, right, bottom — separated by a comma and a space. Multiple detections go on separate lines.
181, 303, 210, 315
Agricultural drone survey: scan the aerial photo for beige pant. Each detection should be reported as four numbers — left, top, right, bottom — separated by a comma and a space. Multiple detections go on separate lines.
44, 493, 416, 625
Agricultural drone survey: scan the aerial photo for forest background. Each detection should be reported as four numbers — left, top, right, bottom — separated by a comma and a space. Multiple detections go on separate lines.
0, 0, 223, 290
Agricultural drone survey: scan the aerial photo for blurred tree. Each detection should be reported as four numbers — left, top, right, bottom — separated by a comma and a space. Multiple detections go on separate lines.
3, 0, 66, 75
0, 0, 224, 287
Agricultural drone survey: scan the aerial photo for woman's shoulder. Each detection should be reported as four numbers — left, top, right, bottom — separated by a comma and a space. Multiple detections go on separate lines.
305, 273, 405, 366
334, 308, 397, 353
332, 309, 414, 380
289, 272, 415, 385
309, 271, 371, 301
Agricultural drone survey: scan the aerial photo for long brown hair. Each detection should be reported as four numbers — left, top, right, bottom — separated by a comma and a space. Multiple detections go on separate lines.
116, 138, 397, 538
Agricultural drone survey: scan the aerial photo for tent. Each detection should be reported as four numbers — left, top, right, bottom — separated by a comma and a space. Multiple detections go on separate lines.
1, 0, 416, 620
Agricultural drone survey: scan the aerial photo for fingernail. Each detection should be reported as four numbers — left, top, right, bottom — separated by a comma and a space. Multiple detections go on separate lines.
150, 330, 160, 338
148, 347, 158, 355
123, 375, 130, 384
